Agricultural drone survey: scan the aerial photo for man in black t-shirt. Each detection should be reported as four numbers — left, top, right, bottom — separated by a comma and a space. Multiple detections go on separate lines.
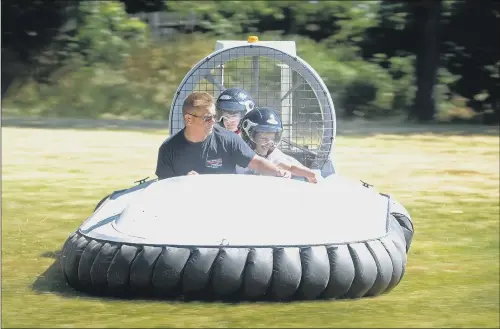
155, 92, 290, 180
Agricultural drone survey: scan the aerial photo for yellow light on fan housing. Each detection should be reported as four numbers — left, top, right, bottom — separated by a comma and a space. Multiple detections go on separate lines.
247, 36, 259, 43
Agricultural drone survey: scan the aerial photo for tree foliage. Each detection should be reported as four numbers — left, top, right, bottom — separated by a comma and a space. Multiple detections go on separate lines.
71, 1, 149, 66
2, 0, 498, 123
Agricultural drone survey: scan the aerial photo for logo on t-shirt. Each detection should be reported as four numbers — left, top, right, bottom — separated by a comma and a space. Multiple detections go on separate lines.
206, 158, 223, 168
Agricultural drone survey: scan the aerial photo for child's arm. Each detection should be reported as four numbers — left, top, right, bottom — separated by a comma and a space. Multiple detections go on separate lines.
276, 162, 318, 183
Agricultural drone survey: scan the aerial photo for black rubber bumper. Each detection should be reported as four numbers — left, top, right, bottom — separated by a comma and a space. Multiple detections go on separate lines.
60, 214, 414, 301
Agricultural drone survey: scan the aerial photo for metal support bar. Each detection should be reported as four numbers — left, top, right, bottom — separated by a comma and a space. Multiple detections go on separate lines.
281, 79, 303, 102
216, 64, 224, 89
278, 63, 293, 149
281, 139, 317, 156
251, 56, 260, 98
204, 72, 226, 92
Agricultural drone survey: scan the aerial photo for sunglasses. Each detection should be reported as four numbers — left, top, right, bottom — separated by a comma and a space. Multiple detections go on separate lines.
186, 113, 217, 122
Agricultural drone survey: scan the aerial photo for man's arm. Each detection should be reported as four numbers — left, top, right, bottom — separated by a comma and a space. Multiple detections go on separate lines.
230, 133, 257, 168
247, 155, 289, 177
276, 162, 318, 183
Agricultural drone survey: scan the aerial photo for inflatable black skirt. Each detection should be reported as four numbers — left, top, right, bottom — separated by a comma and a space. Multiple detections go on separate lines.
60, 209, 414, 301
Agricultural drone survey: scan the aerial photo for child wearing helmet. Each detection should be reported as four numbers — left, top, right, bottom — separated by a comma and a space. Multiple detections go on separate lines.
215, 87, 255, 135
238, 107, 319, 183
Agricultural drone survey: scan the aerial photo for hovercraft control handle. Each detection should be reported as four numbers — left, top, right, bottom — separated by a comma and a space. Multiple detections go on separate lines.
134, 177, 150, 185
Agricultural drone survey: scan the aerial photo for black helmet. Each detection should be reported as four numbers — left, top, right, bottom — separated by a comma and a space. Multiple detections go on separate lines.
239, 107, 283, 156
215, 88, 255, 128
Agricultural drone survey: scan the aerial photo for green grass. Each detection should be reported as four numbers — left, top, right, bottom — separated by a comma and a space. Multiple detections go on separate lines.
2, 126, 499, 328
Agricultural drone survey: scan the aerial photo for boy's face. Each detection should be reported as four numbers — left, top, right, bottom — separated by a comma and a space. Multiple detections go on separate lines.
254, 131, 277, 156
220, 111, 243, 132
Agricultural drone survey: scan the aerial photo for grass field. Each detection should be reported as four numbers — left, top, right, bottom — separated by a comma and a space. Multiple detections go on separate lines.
2, 123, 499, 328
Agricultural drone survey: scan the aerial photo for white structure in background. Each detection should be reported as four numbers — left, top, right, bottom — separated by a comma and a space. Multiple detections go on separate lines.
131, 11, 197, 38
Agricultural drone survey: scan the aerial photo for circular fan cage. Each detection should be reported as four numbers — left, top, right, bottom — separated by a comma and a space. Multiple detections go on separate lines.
169, 42, 336, 173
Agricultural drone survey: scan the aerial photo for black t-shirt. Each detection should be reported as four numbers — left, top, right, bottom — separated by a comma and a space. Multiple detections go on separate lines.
155, 125, 256, 179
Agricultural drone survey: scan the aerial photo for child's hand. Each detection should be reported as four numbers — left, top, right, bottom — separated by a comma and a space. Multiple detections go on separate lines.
306, 172, 319, 184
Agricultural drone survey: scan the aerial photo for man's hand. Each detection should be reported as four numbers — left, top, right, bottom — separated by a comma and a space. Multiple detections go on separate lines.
187, 170, 199, 176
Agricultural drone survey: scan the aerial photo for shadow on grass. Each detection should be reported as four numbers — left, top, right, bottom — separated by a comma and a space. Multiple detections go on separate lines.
32, 251, 340, 305
31, 255, 193, 303
40, 250, 62, 259
3, 116, 499, 137
31, 255, 87, 299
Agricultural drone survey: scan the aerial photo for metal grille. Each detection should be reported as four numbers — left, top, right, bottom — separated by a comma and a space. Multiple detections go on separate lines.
169, 45, 336, 171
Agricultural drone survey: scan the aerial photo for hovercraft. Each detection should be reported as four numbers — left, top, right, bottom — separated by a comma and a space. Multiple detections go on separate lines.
59, 36, 414, 301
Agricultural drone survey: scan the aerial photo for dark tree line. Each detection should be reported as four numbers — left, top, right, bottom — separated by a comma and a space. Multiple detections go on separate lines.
360, 0, 499, 122
2, 0, 499, 123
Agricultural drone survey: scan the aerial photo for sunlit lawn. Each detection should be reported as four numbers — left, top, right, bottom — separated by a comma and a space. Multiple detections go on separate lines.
2, 125, 499, 328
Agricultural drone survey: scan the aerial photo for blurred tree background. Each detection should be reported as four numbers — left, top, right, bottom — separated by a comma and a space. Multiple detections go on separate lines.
1, 0, 499, 123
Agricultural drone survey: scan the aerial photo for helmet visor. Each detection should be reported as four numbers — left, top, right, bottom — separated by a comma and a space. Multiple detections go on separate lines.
218, 110, 243, 124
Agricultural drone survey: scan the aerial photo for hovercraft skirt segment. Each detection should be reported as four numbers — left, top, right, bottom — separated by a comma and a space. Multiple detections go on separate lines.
60, 213, 412, 301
